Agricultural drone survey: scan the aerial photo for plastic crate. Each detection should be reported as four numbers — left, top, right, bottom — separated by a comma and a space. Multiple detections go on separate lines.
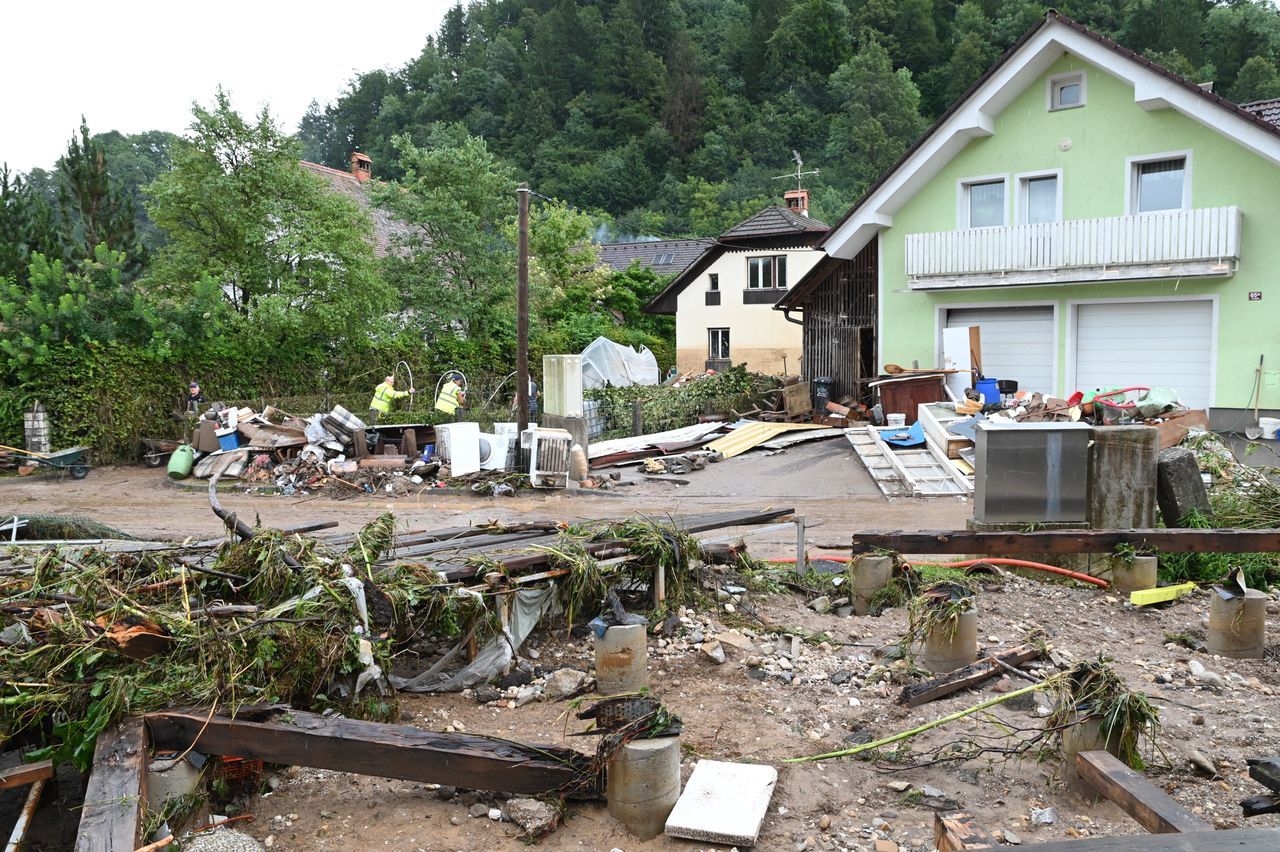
214, 756, 264, 783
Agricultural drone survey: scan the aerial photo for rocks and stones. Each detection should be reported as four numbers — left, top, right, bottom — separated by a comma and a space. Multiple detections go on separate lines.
1187, 750, 1219, 778
715, 629, 757, 655
1188, 659, 1226, 689
488, 807, 503, 821
473, 684, 502, 704
503, 798, 560, 836
185, 829, 266, 852
1030, 807, 1057, 825
469, 803, 490, 818
436, 785, 457, 801
828, 670, 852, 685
1156, 447, 1212, 528
543, 668, 589, 700
808, 596, 832, 614
1004, 829, 1022, 845
700, 640, 726, 665
884, 781, 912, 793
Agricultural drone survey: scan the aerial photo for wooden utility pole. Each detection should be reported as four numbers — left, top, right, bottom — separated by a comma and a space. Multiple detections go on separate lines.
516, 182, 530, 433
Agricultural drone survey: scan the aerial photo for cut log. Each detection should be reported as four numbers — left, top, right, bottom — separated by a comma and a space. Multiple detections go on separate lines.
851, 528, 1280, 555
897, 645, 1044, 707
933, 810, 993, 850
0, 759, 53, 790
1076, 750, 1213, 834
75, 718, 148, 852
146, 708, 601, 799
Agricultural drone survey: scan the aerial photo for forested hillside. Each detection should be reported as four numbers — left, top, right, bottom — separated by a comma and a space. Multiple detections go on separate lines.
297, 0, 1280, 235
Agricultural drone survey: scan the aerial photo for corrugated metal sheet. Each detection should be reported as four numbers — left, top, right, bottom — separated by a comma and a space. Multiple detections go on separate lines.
704, 422, 829, 459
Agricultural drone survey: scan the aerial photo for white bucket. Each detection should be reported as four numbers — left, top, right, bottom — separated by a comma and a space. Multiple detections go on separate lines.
886, 413, 907, 428
1259, 416, 1280, 440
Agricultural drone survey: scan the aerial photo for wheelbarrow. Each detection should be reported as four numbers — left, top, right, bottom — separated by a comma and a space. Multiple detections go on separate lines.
141, 437, 183, 468
0, 444, 91, 479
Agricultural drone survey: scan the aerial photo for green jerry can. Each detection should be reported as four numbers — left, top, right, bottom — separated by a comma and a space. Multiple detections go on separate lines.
166, 444, 195, 480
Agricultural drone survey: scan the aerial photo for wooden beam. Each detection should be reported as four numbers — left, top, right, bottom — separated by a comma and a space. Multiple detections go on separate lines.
1247, 757, 1280, 795
933, 810, 994, 850
75, 718, 148, 852
898, 645, 1044, 708
851, 528, 1280, 555
146, 708, 601, 799
1076, 750, 1213, 834
1010, 828, 1280, 850
0, 759, 53, 790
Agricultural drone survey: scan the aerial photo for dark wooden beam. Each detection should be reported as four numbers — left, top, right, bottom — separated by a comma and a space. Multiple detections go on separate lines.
1012, 828, 1280, 850
1076, 750, 1213, 834
851, 528, 1280, 555
0, 759, 53, 790
146, 708, 601, 799
1247, 757, 1280, 794
75, 718, 148, 852
934, 810, 994, 850
898, 645, 1044, 708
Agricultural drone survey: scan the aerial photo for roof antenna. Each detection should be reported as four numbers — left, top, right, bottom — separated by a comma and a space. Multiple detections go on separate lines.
772, 151, 820, 216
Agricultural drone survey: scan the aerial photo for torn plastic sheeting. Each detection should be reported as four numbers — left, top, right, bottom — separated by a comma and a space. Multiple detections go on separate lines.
391, 585, 560, 693
581, 336, 659, 389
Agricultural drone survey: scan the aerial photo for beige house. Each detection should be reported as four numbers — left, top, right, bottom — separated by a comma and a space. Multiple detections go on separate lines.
644, 198, 828, 375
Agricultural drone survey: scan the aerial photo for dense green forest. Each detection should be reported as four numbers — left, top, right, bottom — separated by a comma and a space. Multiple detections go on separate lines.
297, 0, 1280, 234
2, 0, 1280, 460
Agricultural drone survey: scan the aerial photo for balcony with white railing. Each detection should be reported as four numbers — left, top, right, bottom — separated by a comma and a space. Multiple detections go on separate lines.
904, 206, 1240, 290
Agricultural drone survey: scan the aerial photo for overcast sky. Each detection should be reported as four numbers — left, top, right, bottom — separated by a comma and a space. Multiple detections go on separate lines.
1, 0, 457, 173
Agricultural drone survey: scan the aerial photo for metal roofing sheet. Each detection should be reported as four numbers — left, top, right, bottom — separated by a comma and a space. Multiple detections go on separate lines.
704, 421, 829, 459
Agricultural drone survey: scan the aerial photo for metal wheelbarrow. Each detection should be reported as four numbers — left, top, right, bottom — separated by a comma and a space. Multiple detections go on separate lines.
0, 444, 91, 479
141, 437, 183, 468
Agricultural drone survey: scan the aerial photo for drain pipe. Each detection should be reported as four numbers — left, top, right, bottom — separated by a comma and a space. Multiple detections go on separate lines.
782, 308, 803, 325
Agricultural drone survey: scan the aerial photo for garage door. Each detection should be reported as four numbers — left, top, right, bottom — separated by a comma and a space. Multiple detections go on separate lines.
1074, 300, 1213, 409
946, 306, 1056, 395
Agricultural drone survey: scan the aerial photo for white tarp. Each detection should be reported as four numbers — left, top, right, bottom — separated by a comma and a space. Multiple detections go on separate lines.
581, 337, 659, 389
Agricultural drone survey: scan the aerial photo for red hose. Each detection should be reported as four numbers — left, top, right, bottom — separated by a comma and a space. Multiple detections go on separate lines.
905, 558, 1109, 589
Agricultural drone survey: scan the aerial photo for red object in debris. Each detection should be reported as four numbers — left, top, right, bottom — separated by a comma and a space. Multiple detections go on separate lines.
214, 756, 264, 783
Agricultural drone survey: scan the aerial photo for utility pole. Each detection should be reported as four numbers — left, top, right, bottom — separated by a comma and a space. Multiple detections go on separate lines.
516, 182, 530, 434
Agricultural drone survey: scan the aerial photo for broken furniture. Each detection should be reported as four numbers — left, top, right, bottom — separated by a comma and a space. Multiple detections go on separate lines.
868, 373, 948, 426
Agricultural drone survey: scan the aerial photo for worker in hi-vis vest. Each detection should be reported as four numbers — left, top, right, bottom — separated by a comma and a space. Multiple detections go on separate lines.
368, 375, 412, 424
434, 372, 465, 419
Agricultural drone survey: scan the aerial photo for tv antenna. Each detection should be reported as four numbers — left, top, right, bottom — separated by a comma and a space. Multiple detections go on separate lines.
772, 150, 820, 191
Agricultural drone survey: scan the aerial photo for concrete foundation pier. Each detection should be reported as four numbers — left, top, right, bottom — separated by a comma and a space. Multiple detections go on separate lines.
1206, 589, 1267, 659
851, 555, 894, 615
1101, 555, 1158, 595
595, 624, 648, 694
1088, 426, 1158, 529
920, 608, 978, 673
607, 736, 682, 840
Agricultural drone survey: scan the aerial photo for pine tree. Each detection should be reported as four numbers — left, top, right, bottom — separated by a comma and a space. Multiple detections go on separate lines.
55, 119, 146, 279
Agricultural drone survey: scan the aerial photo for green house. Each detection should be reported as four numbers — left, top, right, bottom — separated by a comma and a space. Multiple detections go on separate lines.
779, 12, 1280, 427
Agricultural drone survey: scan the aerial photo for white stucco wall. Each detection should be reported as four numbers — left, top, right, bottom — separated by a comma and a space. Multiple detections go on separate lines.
674, 247, 824, 376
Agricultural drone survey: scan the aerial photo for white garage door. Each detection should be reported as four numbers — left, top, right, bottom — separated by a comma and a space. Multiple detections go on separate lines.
1074, 300, 1214, 409
946, 306, 1056, 395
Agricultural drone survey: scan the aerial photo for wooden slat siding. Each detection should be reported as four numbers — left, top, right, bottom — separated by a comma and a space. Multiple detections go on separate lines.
799, 241, 876, 404
850, 528, 1280, 554
1076, 751, 1213, 834
905, 207, 1240, 278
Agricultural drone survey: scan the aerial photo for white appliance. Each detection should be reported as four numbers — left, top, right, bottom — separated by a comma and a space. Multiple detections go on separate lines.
521, 427, 572, 489
435, 422, 480, 475
477, 432, 513, 471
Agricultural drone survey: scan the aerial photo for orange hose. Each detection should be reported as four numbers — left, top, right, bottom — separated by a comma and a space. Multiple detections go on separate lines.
905, 558, 1109, 589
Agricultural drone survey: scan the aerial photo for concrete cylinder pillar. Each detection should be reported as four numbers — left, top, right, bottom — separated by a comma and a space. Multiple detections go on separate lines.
595, 624, 648, 694
920, 608, 978, 673
1206, 589, 1267, 659
607, 736, 681, 840
1060, 712, 1122, 791
1087, 426, 1158, 529
1106, 555, 1158, 595
852, 555, 895, 615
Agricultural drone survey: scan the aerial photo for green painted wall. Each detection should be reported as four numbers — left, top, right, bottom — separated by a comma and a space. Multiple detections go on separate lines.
880, 55, 1280, 410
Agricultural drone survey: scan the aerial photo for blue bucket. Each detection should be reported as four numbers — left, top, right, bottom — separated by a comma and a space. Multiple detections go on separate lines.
975, 377, 1000, 405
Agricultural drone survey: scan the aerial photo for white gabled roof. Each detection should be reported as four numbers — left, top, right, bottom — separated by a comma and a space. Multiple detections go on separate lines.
822, 12, 1280, 261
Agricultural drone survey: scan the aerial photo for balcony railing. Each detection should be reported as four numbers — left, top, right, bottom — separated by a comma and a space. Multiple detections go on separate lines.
905, 206, 1240, 289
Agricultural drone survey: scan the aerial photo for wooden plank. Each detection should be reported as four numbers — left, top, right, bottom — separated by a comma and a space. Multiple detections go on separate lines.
1010, 828, 1279, 851
1076, 750, 1213, 834
850, 528, 1280, 555
6, 778, 45, 851
146, 709, 601, 799
897, 645, 1043, 708
0, 759, 53, 790
934, 810, 994, 850
1247, 757, 1280, 795
75, 718, 148, 852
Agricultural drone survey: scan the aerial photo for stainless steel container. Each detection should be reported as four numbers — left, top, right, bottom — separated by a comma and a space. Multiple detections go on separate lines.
974, 422, 1091, 523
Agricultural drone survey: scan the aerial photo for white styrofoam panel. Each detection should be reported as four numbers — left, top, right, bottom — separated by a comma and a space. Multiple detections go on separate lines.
664, 759, 777, 846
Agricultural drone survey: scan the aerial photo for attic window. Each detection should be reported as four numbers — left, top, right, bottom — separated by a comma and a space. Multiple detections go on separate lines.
1049, 72, 1085, 111
652, 253, 675, 265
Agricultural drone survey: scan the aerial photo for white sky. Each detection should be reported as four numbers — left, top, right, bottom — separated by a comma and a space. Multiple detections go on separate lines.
0, 0, 457, 172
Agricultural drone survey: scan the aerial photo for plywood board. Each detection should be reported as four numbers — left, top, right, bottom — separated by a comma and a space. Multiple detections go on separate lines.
665, 760, 777, 846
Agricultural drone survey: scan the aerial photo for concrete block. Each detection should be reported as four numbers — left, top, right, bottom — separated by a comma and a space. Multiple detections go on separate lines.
594, 624, 648, 694
1156, 447, 1212, 528
665, 759, 778, 846
1088, 426, 1158, 529
607, 736, 681, 840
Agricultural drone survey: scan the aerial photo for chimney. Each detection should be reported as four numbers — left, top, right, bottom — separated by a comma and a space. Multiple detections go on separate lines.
350, 151, 372, 183
784, 188, 810, 217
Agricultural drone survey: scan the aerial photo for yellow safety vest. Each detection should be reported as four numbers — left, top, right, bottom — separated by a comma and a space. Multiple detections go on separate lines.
435, 380, 462, 414
369, 382, 407, 413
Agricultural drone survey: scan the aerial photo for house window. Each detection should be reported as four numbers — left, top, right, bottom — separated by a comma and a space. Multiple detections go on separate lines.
1133, 157, 1187, 213
708, 273, 719, 291
1049, 72, 1085, 111
708, 328, 730, 360
963, 179, 1006, 228
747, 255, 788, 289
652, 252, 675, 266
1020, 174, 1059, 224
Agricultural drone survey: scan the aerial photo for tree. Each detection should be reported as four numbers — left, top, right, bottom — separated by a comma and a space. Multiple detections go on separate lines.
944, 31, 995, 107
1230, 55, 1280, 103
765, 0, 852, 93
0, 166, 40, 285
54, 119, 147, 278
146, 90, 391, 349
1204, 0, 1280, 94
